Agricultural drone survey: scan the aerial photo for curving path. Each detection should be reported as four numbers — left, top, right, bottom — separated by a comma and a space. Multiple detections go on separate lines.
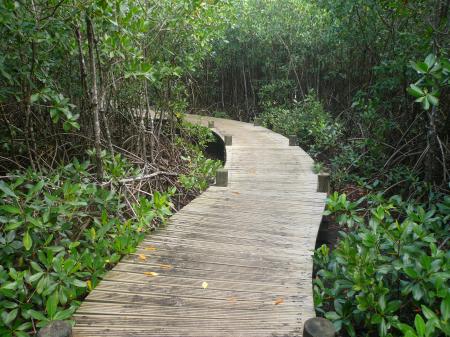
73, 116, 326, 337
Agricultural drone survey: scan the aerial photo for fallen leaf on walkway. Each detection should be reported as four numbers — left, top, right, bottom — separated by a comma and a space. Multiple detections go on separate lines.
232, 192, 240, 195
145, 246, 157, 251
138, 254, 147, 261
274, 297, 284, 305
202, 281, 208, 289
159, 264, 173, 269
227, 296, 237, 303
144, 272, 159, 277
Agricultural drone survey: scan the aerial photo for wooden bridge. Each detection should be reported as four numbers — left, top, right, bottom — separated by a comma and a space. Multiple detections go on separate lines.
73, 116, 327, 337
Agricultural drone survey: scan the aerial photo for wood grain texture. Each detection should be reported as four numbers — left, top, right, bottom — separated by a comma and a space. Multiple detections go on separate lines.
73, 116, 326, 337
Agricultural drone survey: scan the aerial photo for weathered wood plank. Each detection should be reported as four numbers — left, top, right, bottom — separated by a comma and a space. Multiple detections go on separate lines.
73, 115, 325, 337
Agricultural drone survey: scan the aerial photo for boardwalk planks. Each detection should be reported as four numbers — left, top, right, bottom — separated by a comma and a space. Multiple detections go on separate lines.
73, 116, 326, 337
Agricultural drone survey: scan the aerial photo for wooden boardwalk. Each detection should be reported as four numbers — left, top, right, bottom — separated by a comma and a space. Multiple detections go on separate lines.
73, 116, 326, 337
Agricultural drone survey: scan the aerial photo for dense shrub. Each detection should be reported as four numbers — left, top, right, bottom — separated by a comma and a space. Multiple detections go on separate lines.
0, 122, 221, 336
261, 92, 342, 158
177, 121, 222, 192
314, 192, 450, 337
0, 159, 175, 336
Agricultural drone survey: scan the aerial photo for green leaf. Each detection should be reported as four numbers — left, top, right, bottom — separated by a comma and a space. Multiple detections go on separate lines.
421, 305, 437, 321
26, 180, 45, 201
72, 279, 87, 288
325, 311, 340, 320
423, 96, 430, 110
23, 231, 32, 251
53, 308, 74, 321
0, 205, 21, 214
414, 314, 426, 337
30, 93, 40, 103
405, 331, 418, 337
30, 261, 43, 272
378, 295, 386, 312
407, 84, 424, 98
16, 322, 32, 331
386, 300, 401, 314
379, 317, 387, 337
1, 281, 17, 290
404, 267, 419, 278
46, 292, 58, 319
412, 284, 424, 301
410, 61, 428, 74
427, 94, 439, 107
441, 295, 450, 321
1, 308, 18, 326
395, 322, 416, 335
0, 181, 17, 198
15, 332, 29, 337
28, 272, 44, 283
424, 54, 436, 69
27, 309, 48, 322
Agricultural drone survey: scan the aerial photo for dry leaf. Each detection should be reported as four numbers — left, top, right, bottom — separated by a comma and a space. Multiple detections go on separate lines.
159, 264, 173, 269
138, 254, 147, 261
202, 281, 208, 289
274, 297, 284, 305
232, 192, 240, 195
144, 272, 159, 277
227, 296, 237, 303
144, 246, 157, 251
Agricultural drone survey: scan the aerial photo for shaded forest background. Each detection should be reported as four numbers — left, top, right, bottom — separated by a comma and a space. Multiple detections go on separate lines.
192, 0, 449, 188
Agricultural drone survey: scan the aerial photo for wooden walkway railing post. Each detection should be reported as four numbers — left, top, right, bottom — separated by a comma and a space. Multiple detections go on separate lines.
303, 318, 335, 337
208, 120, 215, 128
317, 173, 330, 193
224, 134, 232, 146
37, 321, 72, 337
215, 168, 228, 187
289, 135, 298, 146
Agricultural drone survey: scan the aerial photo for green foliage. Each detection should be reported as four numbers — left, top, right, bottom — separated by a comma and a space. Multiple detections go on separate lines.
408, 54, 450, 110
261, 92, 342, 157
314, 192, 450, 337
179, 153, 222, 192
313, 162, 326, 174
0, 158, 175, 335
176, 121, 222, 192
212, 111, 230, 119
259, 80, 297, 109
195, 0, 449, 184
179, 121, 217, 151
323, 192, 364, 227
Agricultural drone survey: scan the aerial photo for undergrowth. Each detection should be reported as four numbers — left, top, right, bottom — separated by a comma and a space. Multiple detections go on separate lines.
0, 122, 221, 336
259, 90, 449, 337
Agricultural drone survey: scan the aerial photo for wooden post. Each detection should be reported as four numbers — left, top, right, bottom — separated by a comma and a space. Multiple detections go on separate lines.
317, 173, 330, 193
37, 321, 72, 337
303, 318, 335, 337
253, 117, 261, 126
216, 169, 228, 187
224, 135, 232, 146
208, 120, 214, 128
288, 135, 298, 146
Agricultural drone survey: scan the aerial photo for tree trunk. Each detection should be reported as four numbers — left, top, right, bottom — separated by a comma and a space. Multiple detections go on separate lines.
425, 106, 438, 183
74, 25, 89, 132
86, 13, 103, 180
144, 79, 154, 164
